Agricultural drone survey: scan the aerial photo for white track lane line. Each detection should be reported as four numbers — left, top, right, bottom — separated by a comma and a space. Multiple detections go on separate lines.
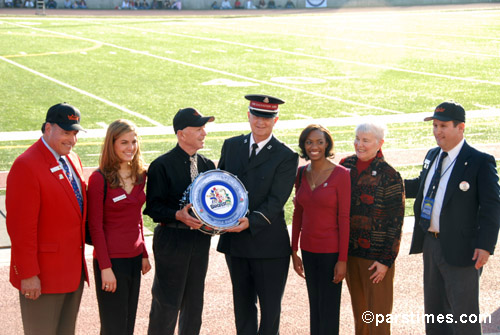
0, 55, 163, 127
2, 109, 500, 141
2, 21, 401, 114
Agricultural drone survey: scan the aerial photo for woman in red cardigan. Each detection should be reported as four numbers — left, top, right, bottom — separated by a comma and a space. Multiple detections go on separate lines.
291, 124, 351, 335
88, 119, 151, 335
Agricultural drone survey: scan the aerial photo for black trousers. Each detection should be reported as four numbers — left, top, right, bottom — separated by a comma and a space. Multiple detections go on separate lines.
225, 255, 290, 335
302, 250, 342, 335
93, 254, 143, 335
148, 226, 211, 335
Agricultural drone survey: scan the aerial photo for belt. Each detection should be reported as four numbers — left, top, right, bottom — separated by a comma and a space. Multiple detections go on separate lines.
160, 222, 190, 230
427, 231, 440, 238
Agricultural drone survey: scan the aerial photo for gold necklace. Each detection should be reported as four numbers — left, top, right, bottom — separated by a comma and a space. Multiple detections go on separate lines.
309, 166, 333, 190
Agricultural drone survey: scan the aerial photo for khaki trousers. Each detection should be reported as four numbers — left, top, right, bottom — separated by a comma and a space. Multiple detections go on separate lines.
346, 256, 395, 335
19, 275, 84, 335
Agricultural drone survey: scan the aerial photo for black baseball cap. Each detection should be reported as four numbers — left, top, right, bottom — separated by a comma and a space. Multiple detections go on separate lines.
173, 107, 215, 133
245, 94, 285, 118
424, 101, 466, 123
45, 103, 85, 131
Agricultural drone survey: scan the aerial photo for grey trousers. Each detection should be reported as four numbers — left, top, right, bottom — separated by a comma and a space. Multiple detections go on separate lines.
19, 275, 84, 335
423, 233, 482, 335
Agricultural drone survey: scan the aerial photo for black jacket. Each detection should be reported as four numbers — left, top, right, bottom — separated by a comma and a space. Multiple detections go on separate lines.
217, 134, 298, 258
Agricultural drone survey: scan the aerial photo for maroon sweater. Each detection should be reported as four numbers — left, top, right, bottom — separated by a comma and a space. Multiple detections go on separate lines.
291, 164, 351, 261
88, 171, 148, 270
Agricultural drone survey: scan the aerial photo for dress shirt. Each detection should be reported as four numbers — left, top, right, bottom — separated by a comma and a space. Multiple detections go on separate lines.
422, 138, 465, 232
249, 133, 273, 157
143, 144, 215, 224
41, 136, 82, 193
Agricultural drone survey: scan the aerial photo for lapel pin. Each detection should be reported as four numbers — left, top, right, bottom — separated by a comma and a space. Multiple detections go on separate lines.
372, 171, 377, 176
244, 138, 248, 144
323, 183, 328, 187
459, 181, 470, 192
464, 162, 468, 166
267, 145, 272, 150
423, 159, 431, 170
59, 174, 64, 180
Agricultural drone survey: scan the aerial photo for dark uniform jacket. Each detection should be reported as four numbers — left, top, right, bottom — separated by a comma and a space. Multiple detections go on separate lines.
405, 141, 500, 267
217, 134, 299, 258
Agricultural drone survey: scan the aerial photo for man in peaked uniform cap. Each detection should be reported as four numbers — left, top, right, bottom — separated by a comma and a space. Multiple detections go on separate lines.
405, 101, 500, 335
217, 94, 299, 335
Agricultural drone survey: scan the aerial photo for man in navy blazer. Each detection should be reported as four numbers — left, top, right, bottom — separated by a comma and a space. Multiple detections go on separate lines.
405, 101, 500, 335
217, 94, 298, 335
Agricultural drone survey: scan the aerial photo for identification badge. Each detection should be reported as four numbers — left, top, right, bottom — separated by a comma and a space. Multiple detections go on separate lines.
423, 159, 431, 170
421, 197, 434, 220
113, 194, 127, 203
50, 165, 62, 173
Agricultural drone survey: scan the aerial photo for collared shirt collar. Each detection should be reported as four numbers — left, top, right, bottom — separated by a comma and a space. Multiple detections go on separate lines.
249, 133, 273, 153
440, 138, 465, 162
41, 136, 62, 161
174, 143, 197, 160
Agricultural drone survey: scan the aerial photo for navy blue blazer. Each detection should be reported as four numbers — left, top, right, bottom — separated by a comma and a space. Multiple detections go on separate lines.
405, 141, 500, 267
217, 134, 299, 258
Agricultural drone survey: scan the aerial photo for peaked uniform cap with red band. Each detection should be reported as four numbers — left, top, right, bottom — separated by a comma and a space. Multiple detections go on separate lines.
45, 103, 85, 132
424, 101, 466, 123
245, 94, 285, 118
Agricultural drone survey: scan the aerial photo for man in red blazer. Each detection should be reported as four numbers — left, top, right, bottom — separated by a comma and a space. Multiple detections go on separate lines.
6, 103, 89, 335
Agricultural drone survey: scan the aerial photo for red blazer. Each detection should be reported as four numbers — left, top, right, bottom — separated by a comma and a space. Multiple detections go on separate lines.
6, 138, 88, 293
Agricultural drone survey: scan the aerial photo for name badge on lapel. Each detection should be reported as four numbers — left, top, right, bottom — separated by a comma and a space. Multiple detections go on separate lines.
423, 159, 431, 170
113, 194, 127, 203
50, 165, 64, 179
50, 165, 62, 173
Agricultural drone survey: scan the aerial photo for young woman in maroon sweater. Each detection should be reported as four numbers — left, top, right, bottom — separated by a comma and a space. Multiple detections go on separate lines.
292, 124, 351, 335
88, 119, 151, 335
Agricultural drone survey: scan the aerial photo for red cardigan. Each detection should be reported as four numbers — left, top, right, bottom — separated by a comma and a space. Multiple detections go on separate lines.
291, 164, 351, 261
87, 171, 148, 270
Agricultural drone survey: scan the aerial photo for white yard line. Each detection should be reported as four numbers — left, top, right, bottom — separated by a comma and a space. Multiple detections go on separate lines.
2, 109, 499, 141
211, 25, 500, 59
0, 55, 163, 127
2, 20, 402, 114
112, 24, 500, 86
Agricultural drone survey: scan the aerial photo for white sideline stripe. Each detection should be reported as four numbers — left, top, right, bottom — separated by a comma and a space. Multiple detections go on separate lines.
112, 24, 500, 86
2, 109, 500, 141
216, 25, 500, 59
237, 13, 500, 42
0, 55, 163, 127
2, 21, 401, 114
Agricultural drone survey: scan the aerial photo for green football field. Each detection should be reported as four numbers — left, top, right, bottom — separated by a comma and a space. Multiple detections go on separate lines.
1, 6, 500, 225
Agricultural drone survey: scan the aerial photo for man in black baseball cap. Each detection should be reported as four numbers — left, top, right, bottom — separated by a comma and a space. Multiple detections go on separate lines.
423, 100, 466, 123
6, 102, 88, 334
145, 107, 215, 335
173, 107, 214, 134
405, 100, 500, 334
43, 102, 85, 132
